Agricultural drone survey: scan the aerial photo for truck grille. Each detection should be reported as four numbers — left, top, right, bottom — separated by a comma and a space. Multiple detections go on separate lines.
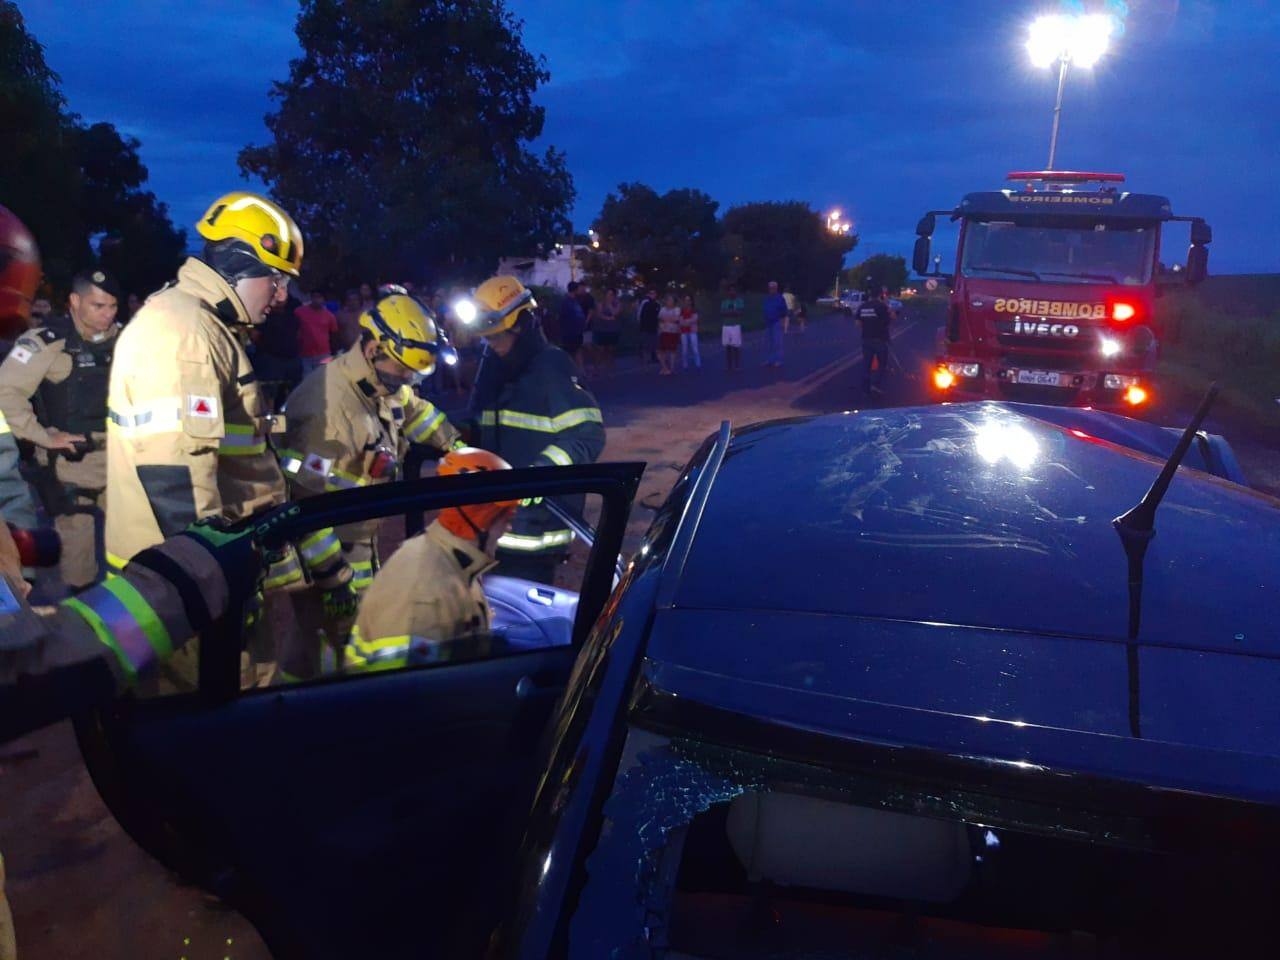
1000, 351, 1089, 372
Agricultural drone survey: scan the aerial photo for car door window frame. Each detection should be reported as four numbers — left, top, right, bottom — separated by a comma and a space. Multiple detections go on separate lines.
198, 462, 644, 701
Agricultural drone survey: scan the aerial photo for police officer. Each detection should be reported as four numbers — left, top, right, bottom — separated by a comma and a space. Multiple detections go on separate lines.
457, 276, 605, 585
0, 206, 41, 543
105, 191, 302, 571
857, 287, 894, 396
274, 293, 462, 678
349, 447, 516, 671
0, 267, 120, 591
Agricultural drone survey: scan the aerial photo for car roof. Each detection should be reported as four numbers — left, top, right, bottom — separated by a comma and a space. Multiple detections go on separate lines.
671, 403, 1280, 656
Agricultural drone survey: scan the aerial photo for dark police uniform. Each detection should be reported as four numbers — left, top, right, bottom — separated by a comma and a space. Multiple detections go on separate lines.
0, 310, 116, 589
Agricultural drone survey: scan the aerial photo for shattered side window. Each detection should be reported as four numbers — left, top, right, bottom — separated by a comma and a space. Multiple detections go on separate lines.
568, 733, 1276, 959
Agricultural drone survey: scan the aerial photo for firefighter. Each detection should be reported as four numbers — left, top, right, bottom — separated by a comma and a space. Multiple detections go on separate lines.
348, 447, 516, 671
458, 276, 605, 584
0, 267, 120, 591
0, 206, 41, 542
274, 293, 462, 678
105, 191, 301, 569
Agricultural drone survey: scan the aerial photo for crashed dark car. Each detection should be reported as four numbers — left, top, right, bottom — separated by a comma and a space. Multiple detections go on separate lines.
76, 402, 1280, 958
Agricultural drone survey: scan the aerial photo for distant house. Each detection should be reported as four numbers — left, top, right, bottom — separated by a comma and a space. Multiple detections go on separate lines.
496, 245, 587, 290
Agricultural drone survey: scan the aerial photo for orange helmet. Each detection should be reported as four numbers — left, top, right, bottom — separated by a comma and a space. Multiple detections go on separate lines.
437, 447, 518, 542
0, 206, 40, 339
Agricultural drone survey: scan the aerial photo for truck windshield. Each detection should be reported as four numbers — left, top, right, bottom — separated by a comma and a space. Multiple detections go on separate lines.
961, 220, 1155, 286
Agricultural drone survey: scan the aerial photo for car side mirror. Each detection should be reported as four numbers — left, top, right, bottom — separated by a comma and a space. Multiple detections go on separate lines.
1190, 219, 1212, 247
915, 213, 936, 237
912, 236, 931, 276
1186, 245, 1209, 286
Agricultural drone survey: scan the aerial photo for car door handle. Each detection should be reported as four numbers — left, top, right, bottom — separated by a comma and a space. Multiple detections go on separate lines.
515, 675, 562, 701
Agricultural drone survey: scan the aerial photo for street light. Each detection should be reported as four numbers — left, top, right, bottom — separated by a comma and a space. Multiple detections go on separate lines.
1027, 12, 1113, 169
826, 209, 852, 299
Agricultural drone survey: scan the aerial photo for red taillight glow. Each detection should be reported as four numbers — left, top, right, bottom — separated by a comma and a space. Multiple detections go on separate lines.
1112, 302, 1137, 322
1124, 384, 1149, 406
933, 367, 956, 390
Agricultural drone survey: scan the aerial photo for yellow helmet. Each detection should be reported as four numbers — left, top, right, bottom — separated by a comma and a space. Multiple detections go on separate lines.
455, 275, 536, 338
196, 191, 304, 277
359, 294, 450, 374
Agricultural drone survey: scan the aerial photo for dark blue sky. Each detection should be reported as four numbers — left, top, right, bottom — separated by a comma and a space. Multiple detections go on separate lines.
20, 0, 1280, 273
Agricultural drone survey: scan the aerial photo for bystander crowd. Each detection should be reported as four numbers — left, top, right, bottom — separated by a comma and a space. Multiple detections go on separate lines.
295, 288, 339, 376
657, 293, 681, 376
637, 288, 660, 364
679, 293, 701, 371
593, 288, 621, 372
720, 284, 744, 371
762, 280, 789, 367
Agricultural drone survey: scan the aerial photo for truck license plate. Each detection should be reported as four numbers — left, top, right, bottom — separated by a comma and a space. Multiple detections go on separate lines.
1016, 369, 1063, 387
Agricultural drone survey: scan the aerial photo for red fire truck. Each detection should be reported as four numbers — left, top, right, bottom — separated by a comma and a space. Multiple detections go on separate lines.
913, 171, 1212, 410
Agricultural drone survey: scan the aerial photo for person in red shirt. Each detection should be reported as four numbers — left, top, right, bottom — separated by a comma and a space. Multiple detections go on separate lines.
295, 288, 339, 376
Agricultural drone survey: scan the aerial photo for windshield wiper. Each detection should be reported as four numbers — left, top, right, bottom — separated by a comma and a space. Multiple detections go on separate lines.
1112, 383, 1219, 738
969, 266, 1042, 281
1041, 270, 1122, 284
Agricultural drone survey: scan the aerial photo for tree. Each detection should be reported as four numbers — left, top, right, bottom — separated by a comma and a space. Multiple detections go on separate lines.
589, 183, 722, 291
240, 0, 574, 287
0, 3, 184, 295
721, 201, 856, 301
844, 253, 909, 295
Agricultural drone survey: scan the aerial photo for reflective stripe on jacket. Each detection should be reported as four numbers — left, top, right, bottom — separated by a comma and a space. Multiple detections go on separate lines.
348, 521, 494, 671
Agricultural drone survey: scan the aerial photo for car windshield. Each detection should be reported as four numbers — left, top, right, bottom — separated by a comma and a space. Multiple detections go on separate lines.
961, 220, 1155, 286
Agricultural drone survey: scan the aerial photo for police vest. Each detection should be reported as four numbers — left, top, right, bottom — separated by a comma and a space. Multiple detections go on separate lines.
36, 317, 114, 436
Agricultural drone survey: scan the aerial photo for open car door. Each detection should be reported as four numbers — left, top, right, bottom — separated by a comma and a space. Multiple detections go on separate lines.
73, 462, 642, 959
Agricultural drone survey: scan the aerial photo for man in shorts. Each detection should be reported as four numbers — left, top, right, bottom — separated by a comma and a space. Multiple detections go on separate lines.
720, 285, 744, 371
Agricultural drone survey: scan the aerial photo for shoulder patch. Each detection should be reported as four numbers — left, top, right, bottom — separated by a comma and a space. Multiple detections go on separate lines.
7, 345, 33, 365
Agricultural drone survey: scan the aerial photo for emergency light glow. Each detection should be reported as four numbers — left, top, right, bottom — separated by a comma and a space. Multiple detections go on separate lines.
453, 299, 477, 325
1099, 336, 1123, 358
933, 367, 956, 390
1111, 302, 1137, 322
1124, 384, 1149, 406
1027, 13, 1113, 69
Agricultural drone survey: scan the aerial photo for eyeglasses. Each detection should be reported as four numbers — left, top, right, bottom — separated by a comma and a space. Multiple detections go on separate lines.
267, 270, 287, 295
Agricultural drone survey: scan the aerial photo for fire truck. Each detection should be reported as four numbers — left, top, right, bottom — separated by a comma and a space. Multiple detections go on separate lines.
913, 171, 1212, 410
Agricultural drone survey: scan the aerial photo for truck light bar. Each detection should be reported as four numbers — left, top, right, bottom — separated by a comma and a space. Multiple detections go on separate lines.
1007, 171, 1126, 183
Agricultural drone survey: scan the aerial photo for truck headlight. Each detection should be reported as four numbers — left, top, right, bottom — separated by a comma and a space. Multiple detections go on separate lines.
1099, 336, 1122, 358
1104, 373, 1138, 390
946, 362, 980, 378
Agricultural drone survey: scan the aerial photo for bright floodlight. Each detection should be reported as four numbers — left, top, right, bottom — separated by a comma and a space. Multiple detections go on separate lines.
1027, 12, 1112, 68
453, 299, 477, 324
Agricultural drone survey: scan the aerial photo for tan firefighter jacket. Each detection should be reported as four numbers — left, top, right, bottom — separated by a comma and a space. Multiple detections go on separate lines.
348, 520, 495, 670
105, 258, 285, 568
276, 344, 460, 590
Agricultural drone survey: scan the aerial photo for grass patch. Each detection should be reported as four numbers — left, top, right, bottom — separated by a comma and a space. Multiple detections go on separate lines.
1157, 274, 1280, 426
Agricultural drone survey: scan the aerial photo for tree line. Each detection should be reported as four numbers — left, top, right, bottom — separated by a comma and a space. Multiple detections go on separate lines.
583, 183, 861, 302
4, 0, 897, 304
